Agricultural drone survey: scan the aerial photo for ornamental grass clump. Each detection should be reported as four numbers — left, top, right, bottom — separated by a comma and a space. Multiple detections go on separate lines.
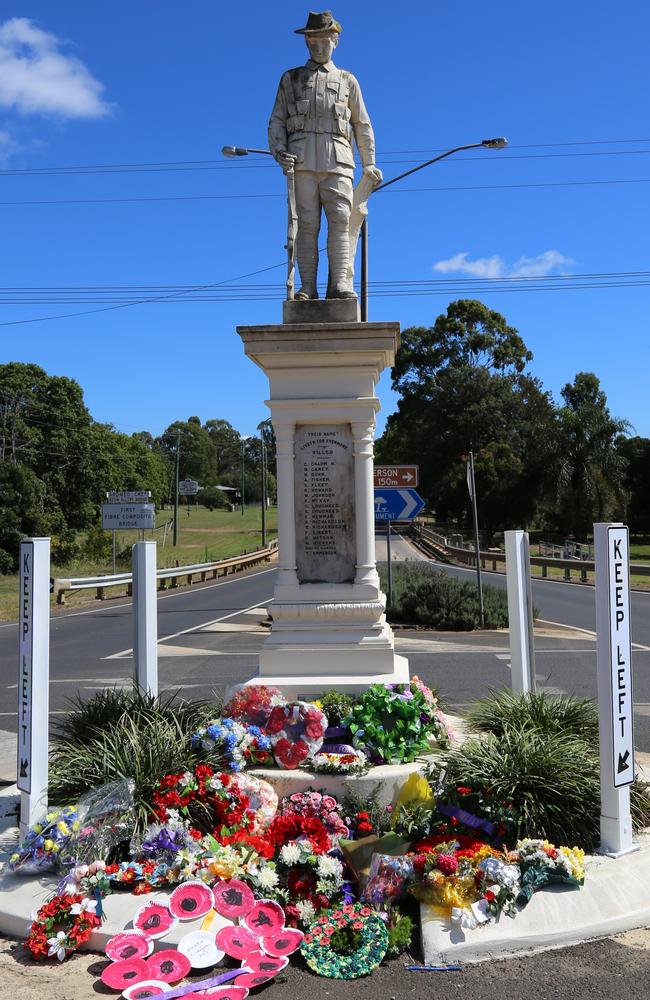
435, 729, 603, 850
49, 689, 226, 835
467, 689, 599, 742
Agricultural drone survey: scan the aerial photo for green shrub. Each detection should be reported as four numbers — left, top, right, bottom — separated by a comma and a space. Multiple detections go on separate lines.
50, 689, 224, 834
378, 563, 509, 630
386, 911, 414, 958
51, 531, 81, 566
0, 548, 14, 574
467, 689, 599, 742
82, 524, 114, 562
433, 728, 650, 851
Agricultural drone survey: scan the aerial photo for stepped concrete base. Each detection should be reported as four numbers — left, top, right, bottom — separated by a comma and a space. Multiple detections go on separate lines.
421, 831, 650, 964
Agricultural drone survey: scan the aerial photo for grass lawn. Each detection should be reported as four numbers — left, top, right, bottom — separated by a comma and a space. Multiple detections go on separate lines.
0, 505, 277, 622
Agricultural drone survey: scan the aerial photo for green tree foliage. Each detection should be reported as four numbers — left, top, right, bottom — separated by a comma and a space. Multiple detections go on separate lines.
618, 435, 650, 533
553, 372, 629, 537
377, 301, 557, 533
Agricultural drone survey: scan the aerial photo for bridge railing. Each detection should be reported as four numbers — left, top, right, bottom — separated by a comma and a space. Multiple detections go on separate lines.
52, 539, 278, 604
411, 524, 650, 584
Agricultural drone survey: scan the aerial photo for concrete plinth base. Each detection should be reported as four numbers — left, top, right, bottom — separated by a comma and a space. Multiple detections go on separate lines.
237, 318, 405, 693
246, 652, 410, 697
282, 297, 359, 325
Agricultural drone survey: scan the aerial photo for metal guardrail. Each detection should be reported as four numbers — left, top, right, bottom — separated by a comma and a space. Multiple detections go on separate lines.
52, 539, 278, 604
412, 524, 650, 583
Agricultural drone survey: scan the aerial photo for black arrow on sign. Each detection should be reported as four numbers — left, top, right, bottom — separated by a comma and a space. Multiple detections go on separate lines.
617, 750, 631, 774
19, 758, 29, 778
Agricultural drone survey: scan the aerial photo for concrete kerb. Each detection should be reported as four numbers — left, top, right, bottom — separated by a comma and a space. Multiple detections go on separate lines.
1, 726, 649, 961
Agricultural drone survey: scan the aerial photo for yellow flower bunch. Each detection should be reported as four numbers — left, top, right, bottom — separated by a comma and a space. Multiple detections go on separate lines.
57, 821, 70, 837
560, 845, 585, 881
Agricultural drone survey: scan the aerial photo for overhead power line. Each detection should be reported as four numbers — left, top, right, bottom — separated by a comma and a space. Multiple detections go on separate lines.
1, 138, 650, 176
3, 176, 650, 207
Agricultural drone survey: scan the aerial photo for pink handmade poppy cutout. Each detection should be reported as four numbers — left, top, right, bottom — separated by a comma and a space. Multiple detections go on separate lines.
133, 901, 178, 939
145, 949, 191, 984
233, 972, 275, 990
169, 881, 215, 921
105, 930, 152, 962
100, 956, 149, 990
242, 950, 288, 975
260, 927, 304, 957
242, 899, 285, 937
215, 924, 258, 961
212, 878, 254, 920
122, 982, 171, 999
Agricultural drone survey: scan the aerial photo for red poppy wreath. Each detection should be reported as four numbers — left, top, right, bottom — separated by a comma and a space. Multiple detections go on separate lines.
265, 702, 328, 769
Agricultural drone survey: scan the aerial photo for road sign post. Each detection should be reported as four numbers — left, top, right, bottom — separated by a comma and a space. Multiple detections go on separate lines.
595, 522, 636, 857
373, 487, 425, 522
132, 541, 158, 697
386, 521, 393, 608
18, 538, 50, 834
505, 530, 536, 694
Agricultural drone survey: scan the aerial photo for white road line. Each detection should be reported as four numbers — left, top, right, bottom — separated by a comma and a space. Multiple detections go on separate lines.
102, 599, 273, 660
537, 617, 650, 650
0, 567, 276, 629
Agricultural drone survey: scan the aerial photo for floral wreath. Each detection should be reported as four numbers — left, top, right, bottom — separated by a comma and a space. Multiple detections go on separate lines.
268, 813, 331, 855
152, 764, 255, 838
301, 903, 388, 979
265, 702, 328, 769
26, 893, 101, 962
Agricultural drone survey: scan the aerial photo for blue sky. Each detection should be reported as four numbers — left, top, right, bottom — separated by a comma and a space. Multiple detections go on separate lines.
1, 1, 649, 440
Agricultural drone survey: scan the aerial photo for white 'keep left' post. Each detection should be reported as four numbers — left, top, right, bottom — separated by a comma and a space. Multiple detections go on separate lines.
505, 529, 536, 693
132, 541, 158, 696
18, 538, 50, 835
595, 522, 636, 856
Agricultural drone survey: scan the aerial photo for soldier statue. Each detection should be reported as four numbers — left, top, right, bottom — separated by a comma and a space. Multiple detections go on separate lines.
268, 11, 382, 301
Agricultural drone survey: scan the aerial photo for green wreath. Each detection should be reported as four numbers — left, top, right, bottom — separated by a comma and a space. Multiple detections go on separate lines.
300, 903, 388, 979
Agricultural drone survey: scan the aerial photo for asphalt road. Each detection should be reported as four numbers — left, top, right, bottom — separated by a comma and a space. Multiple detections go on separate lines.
1, 537, 649, 752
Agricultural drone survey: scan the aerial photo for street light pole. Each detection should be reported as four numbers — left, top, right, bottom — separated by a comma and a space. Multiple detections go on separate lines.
241, 440, 246, 517
359, 137, 508, 320
173, 427, 180, 547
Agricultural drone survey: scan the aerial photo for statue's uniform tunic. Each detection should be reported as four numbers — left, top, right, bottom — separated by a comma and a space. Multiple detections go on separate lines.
268, 58, 376, 295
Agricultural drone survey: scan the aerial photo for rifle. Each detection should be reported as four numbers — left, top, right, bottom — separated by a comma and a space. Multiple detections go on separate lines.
285, 166, 298, 299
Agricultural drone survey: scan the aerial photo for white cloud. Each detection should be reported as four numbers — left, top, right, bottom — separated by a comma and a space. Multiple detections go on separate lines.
433, 252, 506, 279
433, 249, 574, 279
0, 17, 111, 118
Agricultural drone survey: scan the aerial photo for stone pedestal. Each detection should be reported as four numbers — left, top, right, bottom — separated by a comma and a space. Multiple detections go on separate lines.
237, 318, 409, 695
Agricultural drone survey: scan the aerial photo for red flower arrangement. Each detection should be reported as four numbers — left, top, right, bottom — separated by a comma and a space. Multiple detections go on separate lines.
268, 813, 332, 855
413, 833, 489, 857
223, 684, 285, 728
26, 893, 101, 961
220, 830, 276, 859
152, 765, 255, 839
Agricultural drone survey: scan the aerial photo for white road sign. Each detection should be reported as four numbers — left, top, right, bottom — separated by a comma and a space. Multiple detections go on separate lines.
179, 479, 200, 496
106, 490, 151, 503
102, 503, 156, 530
604, 526, 634, 786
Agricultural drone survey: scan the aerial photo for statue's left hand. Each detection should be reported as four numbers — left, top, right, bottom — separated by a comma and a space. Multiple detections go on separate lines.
363, 165, 383, 187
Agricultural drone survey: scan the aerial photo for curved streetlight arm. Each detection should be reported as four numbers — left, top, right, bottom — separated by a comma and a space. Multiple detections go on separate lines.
376, 139, 504, 192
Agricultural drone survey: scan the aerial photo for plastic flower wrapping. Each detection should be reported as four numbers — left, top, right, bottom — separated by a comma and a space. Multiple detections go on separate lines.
191, 717, 273, 771
10, 805, 80, 874
223, 683, 286, 728
60, 779, 136, 867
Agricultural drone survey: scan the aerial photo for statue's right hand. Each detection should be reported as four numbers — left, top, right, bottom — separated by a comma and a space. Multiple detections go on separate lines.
276, 151, 298, 174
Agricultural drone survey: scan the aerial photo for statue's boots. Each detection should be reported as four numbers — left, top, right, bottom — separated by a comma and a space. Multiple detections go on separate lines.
327, 222, 356, 299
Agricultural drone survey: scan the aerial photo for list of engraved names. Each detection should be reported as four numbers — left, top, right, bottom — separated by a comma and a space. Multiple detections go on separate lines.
294, 424, 356, 583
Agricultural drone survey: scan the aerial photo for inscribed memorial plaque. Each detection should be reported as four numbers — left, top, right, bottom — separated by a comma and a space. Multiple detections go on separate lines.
294, 424, 356, 583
